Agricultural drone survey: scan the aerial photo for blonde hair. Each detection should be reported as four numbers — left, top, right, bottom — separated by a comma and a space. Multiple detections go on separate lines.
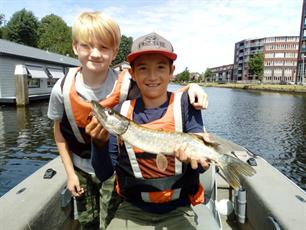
72, 11, 121, 51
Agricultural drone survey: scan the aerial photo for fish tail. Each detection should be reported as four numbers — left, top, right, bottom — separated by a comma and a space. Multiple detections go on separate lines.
217, 154, 256, 189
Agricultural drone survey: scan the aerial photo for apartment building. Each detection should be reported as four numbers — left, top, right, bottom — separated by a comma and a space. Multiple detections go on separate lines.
264, 36, 299, 83
233, 38, 264, 82
233, 36, 299, 83
207, 64, 233, 82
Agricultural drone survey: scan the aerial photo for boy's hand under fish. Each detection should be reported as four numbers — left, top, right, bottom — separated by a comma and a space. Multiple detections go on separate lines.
86, 115, 109, 147
174, 132, 213, 170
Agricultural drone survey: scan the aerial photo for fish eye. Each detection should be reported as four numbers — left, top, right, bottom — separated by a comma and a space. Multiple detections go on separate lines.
108, 110, 114, 115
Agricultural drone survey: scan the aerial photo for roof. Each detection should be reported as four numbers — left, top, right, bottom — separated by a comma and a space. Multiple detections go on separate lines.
112, 61, 130, 68
0, 39, 79, 66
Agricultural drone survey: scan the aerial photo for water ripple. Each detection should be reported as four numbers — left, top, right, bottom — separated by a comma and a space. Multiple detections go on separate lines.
1, 88, 306, 196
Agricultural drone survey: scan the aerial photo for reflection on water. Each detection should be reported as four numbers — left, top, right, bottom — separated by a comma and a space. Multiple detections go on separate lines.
0, 102, 58, 196
0, 86, 306, 196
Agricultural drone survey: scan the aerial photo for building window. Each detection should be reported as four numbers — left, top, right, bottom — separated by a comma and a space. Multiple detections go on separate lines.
25, 65, 48, 88
275, 53, 285, 58
264, 69, 272, 76
46, 67, 64, 88
28, 78, 40, 88
274, 68, 283, 77
26, 65, 49, 79
265, 53, 274, 58
284, 69, 292, 76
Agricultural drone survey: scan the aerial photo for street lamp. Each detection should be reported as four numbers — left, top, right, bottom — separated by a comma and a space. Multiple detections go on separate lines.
301, 54, 305, 85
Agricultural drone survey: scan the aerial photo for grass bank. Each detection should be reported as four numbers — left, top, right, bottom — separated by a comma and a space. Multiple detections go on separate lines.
197, 82, 306, 94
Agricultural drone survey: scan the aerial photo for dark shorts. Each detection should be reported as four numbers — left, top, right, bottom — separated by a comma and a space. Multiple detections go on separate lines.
106, 201, 197, 230
75, 170, 101, 230
99, 174, 123, 230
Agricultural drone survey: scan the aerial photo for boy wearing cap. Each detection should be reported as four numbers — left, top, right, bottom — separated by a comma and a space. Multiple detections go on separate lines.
92, 32, 208, 229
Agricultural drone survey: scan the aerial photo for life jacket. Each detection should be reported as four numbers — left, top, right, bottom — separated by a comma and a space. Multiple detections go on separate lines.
60, 67, 131, 158
115, 92, 204, 206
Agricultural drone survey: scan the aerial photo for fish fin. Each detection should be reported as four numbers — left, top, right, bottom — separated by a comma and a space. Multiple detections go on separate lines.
192, 133, 220, 148
217, 154, 256, 189
156, 153, 168, 172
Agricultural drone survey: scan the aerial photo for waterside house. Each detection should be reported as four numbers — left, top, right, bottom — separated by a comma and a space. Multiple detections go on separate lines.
0, 39, 79, 104
112, 61, 130, 72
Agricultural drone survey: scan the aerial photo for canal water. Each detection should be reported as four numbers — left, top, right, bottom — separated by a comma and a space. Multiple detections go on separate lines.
0, 85, 305, 196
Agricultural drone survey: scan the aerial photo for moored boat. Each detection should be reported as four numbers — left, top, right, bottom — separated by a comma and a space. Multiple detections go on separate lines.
0, 135, 305, 230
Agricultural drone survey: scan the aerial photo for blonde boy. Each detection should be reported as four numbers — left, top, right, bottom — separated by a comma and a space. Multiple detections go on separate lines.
48, 11, 124, 229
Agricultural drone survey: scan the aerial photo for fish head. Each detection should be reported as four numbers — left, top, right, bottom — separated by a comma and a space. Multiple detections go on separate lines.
91, 101, 129, 135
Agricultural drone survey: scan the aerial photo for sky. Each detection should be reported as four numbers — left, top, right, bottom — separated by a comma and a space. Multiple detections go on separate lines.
1, 0, 303, 74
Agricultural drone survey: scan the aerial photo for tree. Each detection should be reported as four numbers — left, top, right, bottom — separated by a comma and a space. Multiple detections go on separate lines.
0, 14, 4, 26
112, 35, 133, 66
204, 68, 212, 82
0, 13, 5, 38
248, 52, 264, 82
37, 14, 73, 56
175, 67, 190, 82
3, 9, 39, 47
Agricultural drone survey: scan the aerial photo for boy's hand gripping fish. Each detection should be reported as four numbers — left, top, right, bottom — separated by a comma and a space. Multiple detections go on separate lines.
91, 101, 256, 189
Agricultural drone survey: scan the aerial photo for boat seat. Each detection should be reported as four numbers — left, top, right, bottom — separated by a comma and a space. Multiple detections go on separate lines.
201, 164, 216, 204
193, 203, 221, 230
194, 164, 222, 229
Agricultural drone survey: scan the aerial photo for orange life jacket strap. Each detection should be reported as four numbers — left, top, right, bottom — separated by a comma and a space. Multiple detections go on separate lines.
63, 67, 85, 143
189, 184, 205, 206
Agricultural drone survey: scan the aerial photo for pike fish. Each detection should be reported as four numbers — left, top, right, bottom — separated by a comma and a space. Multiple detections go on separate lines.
91, 101, 256, 189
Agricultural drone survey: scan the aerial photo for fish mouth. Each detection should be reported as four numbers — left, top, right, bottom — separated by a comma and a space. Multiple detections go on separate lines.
92, 101, 107, 119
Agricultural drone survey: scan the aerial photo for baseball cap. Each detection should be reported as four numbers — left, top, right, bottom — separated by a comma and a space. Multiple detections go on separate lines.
127, 32, 177, 63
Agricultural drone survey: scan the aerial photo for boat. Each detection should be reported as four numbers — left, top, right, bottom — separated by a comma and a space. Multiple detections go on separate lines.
0, 135, 305, 229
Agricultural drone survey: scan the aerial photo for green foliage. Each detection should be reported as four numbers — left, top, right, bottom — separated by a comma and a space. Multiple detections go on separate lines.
248, 52, 264, 81
37, 14, 74, 56
3, 9, 39, 46
112, 35, 133, 66
0, 13, 4, 38
204, 68, 212, 81
175, 67, 190, 82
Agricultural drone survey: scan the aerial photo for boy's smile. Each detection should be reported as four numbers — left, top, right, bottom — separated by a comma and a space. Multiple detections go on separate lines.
130, 53, 175, 108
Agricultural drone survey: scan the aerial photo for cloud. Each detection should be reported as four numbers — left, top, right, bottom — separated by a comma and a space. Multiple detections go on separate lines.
111, 0, 301, 73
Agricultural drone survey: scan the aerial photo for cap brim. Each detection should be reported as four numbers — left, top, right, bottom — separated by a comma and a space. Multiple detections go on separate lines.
127, 50, 177, 63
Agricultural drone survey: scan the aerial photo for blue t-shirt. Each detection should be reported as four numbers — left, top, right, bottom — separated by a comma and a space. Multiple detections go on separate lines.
91, 92, 204, 212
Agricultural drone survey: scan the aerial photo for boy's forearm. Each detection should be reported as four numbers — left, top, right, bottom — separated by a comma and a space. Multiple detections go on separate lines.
179, 83, 208, 110
175, 84, 190, 92
57, 141, 75, 177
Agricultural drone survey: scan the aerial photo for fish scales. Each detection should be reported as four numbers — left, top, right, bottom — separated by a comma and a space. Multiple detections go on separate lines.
123, 122, 218, 160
